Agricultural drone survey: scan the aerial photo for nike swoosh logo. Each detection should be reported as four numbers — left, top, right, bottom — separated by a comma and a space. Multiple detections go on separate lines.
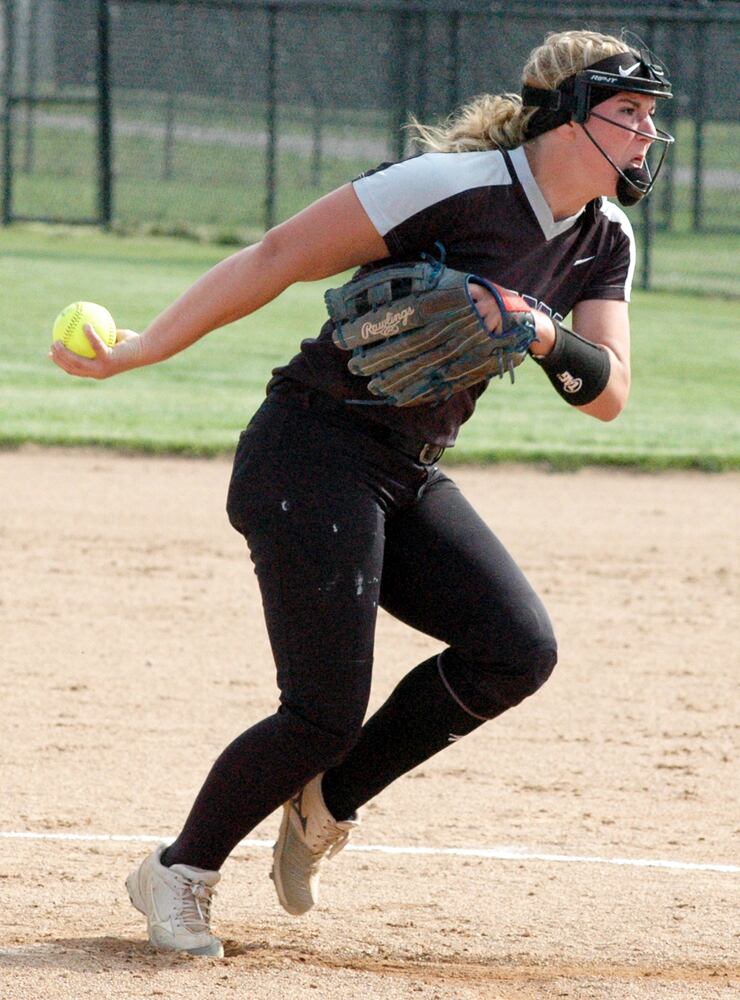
574, 256, 596, 266
618, 63, 641, 77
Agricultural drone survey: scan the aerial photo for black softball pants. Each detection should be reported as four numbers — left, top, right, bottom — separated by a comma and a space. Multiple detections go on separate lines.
163, 390, 557, 871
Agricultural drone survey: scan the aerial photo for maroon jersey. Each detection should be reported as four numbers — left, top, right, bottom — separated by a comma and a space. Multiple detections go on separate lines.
269, 145, 635, 447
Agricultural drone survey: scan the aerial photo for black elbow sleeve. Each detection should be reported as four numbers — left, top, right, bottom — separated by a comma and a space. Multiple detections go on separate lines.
533, 320, 611, 406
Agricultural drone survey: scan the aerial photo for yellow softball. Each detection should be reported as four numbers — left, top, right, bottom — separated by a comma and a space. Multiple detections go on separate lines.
52, 301, 117, 359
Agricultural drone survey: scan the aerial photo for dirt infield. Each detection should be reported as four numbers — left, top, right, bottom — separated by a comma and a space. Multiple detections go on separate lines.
2, 448, 738, 1000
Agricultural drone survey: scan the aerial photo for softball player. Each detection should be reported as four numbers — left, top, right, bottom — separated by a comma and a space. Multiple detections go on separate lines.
51, 29, 673, 957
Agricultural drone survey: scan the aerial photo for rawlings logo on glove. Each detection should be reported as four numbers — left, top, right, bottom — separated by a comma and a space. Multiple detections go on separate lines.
326, 259, 537, 407
361, 306, 416, 340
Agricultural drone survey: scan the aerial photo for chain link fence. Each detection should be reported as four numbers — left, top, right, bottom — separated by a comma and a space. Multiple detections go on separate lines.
1, 0, 738, 293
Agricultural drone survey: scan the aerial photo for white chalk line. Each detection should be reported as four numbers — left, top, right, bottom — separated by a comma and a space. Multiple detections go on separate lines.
1, 830, 737, 874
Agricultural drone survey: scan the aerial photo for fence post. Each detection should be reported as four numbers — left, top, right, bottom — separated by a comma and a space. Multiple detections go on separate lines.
638, 18, 657, 291
392, 10, 413, 161
445, 11, 461, 112
2, 0, 15, 224
162, 5, 184, 183
416, 11, 429, 124
640, 182, 653, 291
657, 19, 677, 231
311, 92, 323, 188
691, 18, 708, 233
22, 0, 39, 174
96, 0, 112, 228
264, 3, 278, 230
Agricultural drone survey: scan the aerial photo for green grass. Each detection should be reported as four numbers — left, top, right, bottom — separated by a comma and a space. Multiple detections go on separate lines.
7, 120, 372, 235
655, 121, 740, 234
672, 119, 737, 173
630, 230, 739, 297
5, 106, 737, 269
1, 225, 738, 469
463, 291, 739, 470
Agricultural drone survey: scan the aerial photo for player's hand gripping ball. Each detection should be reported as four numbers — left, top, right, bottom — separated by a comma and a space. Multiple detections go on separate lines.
52, 301, 117, 358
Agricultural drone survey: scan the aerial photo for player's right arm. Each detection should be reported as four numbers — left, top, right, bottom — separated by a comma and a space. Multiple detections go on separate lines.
49, 184, 390, 380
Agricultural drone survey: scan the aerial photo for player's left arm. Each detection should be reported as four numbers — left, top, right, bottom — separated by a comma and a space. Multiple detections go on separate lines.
570, 298, 631, 421
469, 288, 630, 421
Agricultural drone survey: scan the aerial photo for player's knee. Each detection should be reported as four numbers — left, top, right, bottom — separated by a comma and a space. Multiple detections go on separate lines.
507, 638, 558, 702
440, 636, 558, 719
488, 637, 558, 709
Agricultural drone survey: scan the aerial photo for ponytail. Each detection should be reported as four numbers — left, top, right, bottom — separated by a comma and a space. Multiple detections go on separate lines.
408, 30, 630, 153
408, 93, 535, 153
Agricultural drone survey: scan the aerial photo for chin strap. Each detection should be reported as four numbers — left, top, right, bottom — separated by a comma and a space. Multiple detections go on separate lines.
616, 167, 651, 207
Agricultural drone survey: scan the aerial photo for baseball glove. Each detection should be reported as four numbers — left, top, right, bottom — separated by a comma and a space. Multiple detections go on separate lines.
326, 259, 538, 407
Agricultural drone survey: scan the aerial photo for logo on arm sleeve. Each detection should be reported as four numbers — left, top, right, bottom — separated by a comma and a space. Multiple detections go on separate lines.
556, 371, 583, 394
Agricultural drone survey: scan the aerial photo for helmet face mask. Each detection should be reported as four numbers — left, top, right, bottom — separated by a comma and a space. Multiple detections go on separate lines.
579, 95, 674, 206
580, 111, 673, 206
522, 42, 675, 206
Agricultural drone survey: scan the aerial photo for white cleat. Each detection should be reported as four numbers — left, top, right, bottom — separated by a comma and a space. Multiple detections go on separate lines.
125, 844, 224, 957
271, 773, 360, 916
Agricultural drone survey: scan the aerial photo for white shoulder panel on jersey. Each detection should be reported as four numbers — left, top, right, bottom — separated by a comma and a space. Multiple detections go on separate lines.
598, 198, 637, 301
352, 150, 512, 237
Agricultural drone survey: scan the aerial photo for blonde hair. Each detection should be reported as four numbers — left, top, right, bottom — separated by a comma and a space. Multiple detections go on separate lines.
409, 30, 631, 153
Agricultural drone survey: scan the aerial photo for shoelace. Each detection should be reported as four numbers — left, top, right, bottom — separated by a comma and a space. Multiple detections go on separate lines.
325, 830, 351, 861
307, 817, 352, 872
173, 877, 216, 932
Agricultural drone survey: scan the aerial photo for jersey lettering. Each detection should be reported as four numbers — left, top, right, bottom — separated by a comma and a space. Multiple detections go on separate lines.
520, 292, 564, 323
